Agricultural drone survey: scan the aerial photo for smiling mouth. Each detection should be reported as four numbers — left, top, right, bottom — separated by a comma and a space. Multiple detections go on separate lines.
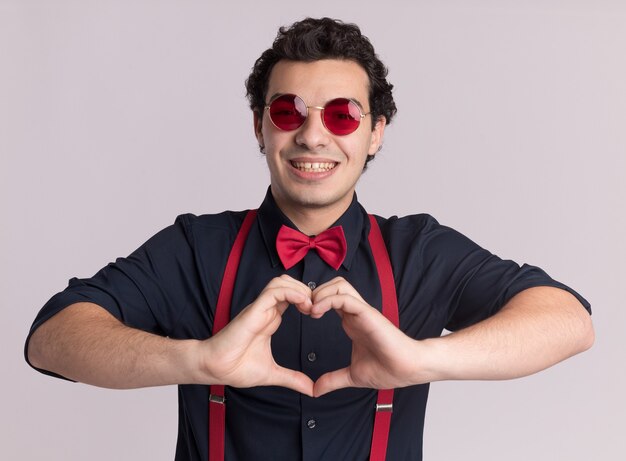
290, 161, 338, 173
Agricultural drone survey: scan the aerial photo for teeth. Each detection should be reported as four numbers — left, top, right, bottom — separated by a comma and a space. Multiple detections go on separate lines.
291, 161, 337, 172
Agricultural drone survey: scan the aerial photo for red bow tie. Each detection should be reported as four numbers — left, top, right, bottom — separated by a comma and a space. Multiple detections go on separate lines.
276, 225, 347, 270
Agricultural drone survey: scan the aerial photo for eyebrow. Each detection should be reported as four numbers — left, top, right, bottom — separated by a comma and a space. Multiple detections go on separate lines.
267, 92, 283, 103
266, 93, 367, 111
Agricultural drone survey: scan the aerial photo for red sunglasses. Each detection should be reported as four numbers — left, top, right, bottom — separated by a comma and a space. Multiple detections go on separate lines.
264, 94, 371, 136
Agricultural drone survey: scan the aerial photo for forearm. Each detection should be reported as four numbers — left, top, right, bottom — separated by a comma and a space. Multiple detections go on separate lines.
27, 302, 203, 389
417, 286, 594, 382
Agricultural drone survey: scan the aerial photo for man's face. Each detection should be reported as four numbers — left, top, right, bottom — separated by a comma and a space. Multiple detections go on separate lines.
255, 59, 385, 221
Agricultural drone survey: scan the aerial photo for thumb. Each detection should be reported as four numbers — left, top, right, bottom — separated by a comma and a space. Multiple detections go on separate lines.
272, 366, 315, 397
313, 367, 353, 398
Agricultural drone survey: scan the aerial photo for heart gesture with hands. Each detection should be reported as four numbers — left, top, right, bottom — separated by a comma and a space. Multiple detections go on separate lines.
201, 275, 420, 398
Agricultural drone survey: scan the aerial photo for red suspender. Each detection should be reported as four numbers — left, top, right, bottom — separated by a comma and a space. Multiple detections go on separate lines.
367, 214, 399, 461
208, 210, 257, 461
208, 210, 397, 461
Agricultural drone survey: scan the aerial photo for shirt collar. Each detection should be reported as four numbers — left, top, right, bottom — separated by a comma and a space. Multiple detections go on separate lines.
256, 187, 364, 271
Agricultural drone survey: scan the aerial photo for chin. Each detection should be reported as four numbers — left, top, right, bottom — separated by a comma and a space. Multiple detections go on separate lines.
296, 191, 348, 210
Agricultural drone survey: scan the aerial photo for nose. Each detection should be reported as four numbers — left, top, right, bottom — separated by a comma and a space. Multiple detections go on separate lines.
295, 106, 331, 151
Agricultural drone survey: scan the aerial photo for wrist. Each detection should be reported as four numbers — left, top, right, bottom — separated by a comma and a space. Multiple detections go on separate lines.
409, 336, 454, 384
183, 338, 219, 385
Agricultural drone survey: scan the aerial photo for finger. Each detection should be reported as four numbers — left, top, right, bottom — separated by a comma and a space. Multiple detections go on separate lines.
313, 367, 353, 397
262, 277, 314, 314
271, 366, 315, 397
310, 293, 372, 319
236, 289, 311, 336
266, 274, 313, 295
312, 277, 364, 303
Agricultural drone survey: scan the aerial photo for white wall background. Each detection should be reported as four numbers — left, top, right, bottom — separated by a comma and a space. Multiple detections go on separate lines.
1, 0, 624, 459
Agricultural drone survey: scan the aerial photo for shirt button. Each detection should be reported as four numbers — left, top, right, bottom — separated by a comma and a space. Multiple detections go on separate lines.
307, 419, 316, 429
307, 352, 317, 362
307, 281, 316, 290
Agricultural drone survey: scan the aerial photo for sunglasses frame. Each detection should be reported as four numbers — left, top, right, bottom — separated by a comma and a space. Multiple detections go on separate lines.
264, 93, 371, 136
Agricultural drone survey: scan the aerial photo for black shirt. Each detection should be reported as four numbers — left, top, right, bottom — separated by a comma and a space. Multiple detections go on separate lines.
26, 189, 591, 460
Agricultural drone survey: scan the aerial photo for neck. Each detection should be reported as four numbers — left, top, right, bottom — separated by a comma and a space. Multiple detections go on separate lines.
272, 194, 352, 236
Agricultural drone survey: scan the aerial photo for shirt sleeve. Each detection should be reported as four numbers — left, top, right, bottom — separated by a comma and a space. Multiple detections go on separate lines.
439, 224, 591, 331
24, 214, 209, 378
385, 214, 591, 334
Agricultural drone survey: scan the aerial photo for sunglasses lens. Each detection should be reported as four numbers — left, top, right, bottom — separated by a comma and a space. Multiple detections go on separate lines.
323, 98, 362, 135
268, 94, 307, 131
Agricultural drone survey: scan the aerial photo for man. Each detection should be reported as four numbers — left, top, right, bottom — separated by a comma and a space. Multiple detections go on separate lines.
26, 17, 593, 460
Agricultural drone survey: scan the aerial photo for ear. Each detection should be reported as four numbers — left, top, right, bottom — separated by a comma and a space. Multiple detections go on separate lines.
367, 116, 386, 156
253, 111, 264, 150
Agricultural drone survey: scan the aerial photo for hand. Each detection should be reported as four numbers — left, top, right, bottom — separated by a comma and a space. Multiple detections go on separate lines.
310, 277, 422, 397
198, 275, 315, 396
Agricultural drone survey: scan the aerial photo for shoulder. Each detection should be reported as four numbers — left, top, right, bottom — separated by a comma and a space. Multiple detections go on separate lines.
373, 212, 459, 245
141, 210, 251, 254
370, 212, 486, 261
175, 210, 250, 234
373, 213, 440, 234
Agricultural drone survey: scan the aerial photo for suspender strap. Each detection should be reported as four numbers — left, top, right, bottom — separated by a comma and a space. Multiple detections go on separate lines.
208, 210, 257, 461
367, 214, 399, 461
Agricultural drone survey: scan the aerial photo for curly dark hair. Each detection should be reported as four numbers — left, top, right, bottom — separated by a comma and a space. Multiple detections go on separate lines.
245, 17, 397, 165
